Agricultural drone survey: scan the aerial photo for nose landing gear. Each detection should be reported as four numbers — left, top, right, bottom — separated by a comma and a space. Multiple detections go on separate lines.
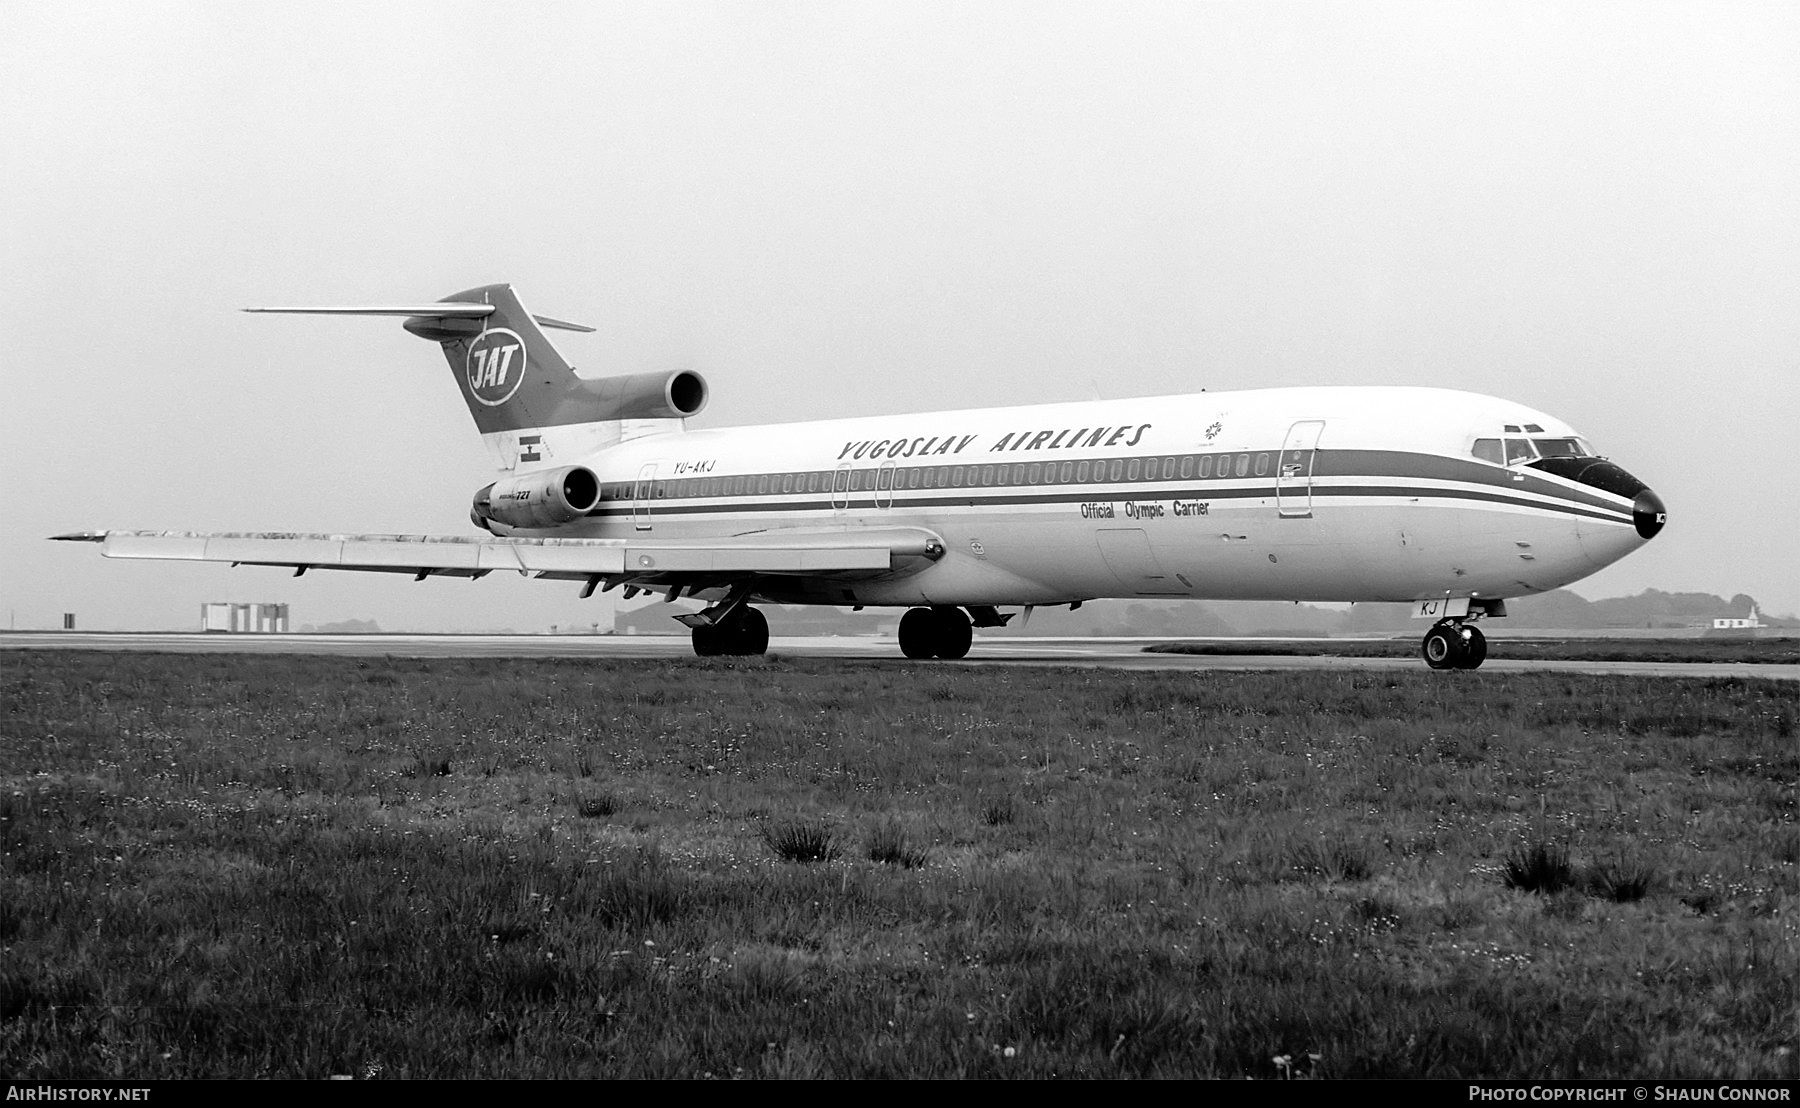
1422, 620, 1486, 670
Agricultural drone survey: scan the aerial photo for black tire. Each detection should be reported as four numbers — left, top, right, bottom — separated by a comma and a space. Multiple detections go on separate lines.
898, 607, 939, 659
1456, 625, 1487, 669
1421, 625, 1462, 670
736, 606, 769, 656
691, 623, 721, 657
933, 606, 973, 660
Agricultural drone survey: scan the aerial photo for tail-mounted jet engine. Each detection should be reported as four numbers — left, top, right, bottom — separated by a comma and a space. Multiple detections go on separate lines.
471, 465, 600, 532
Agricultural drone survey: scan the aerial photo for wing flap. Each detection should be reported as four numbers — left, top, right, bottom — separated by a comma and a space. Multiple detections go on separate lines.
54, 528, 940, 579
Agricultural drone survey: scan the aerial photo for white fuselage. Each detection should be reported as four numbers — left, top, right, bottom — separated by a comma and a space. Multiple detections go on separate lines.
493, 386, 1650, 610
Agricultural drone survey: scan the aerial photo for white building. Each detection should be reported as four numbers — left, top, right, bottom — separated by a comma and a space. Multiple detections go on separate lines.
202, 602, 290, 633
1711, 603, 1761, 631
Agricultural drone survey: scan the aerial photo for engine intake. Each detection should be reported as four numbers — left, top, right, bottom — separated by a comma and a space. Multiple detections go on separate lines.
472, 465, 600, 531
584, 369, 708, 421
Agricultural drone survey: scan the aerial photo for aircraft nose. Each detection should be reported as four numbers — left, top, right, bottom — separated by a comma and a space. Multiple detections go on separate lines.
1633, 488, 1667, 540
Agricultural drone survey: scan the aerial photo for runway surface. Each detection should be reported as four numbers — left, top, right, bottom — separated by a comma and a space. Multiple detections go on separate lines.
4, 632, 1794, 680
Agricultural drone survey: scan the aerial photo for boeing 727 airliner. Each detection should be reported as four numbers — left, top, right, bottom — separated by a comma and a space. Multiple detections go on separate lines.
56, 283, 1666, 668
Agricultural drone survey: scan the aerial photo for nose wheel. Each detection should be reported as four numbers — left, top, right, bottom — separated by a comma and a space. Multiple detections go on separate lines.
1422, 621, 1486, 670
898, 606, 974, 660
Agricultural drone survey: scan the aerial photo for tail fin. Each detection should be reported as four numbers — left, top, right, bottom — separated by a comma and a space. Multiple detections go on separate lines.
246, 283, 707, 468
401, 284, 598, 434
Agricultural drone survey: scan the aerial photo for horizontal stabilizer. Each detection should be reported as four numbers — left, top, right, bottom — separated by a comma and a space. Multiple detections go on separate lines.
244, 304, 594, 332
244, 304, 494, 318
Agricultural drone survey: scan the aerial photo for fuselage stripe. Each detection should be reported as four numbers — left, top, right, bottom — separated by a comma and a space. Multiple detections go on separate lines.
586, 483, 1630, 526
580, 447, 1632, 529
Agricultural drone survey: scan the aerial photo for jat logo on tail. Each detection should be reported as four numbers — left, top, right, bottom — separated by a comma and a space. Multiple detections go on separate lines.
466, 329, 527, 406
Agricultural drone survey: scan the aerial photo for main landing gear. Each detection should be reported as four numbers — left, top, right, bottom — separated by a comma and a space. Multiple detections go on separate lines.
1421, 620, 1487, 671
898, 605, 974, 660
690, 604, 769, 656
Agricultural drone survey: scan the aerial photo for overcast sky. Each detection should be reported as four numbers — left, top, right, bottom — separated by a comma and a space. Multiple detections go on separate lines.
4, 1, 1796, 631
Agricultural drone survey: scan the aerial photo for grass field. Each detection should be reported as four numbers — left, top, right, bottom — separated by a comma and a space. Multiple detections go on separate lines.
3, 651, 1795, 1079
1145, 636, 1800, 665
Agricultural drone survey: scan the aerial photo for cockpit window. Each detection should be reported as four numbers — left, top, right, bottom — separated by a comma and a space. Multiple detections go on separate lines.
1472, 436, 1594, 466
1531, 437, 1589, 458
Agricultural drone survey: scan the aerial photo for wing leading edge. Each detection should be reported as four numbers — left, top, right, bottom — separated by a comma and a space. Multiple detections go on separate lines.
52, 529, 945, 586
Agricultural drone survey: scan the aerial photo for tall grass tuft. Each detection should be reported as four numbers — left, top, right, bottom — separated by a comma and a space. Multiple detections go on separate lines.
1585, 858, 1654, 902
981, 796, 1016, 827
1289, 839, 1373, 882
866, 820, 929, 868
575, 790, 624, 819
1502, 841, 1575, 894
762, 819, 840, 863
409, 753, 452, 778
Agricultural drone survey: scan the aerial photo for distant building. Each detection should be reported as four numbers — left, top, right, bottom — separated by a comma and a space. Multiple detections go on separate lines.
1711, 603, 1761, 632
202, 602, 290, 633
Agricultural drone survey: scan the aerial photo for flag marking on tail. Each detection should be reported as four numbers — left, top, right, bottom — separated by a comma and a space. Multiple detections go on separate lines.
466, 328, 527, 406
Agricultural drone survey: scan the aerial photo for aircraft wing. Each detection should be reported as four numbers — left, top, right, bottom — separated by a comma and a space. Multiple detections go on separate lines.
52, 528, 945, 589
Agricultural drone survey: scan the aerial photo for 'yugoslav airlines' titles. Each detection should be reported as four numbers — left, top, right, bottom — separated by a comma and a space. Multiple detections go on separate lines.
836, 423, 1154, 461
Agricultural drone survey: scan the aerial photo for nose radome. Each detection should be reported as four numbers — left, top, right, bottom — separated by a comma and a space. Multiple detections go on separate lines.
1633, 488, 1667, 540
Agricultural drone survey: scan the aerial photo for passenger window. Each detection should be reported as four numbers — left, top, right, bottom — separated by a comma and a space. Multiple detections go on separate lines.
1059, 462, 1073, 483
1254, 453, 1270, 477
1109, 459, 1123, 481
1179, 456, 1193, 479
1161, 457, 1176, 480
1028, 462, 1042, 484
1235, 454, 1250, 478
1472, 439, 1503, 465
1198, 456, 1211, 479
1126, 459, 1141, 481
1076, 461, 1090, 482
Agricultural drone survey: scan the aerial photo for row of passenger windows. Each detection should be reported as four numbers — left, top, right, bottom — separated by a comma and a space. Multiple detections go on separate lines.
604, 451, 1296, 502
